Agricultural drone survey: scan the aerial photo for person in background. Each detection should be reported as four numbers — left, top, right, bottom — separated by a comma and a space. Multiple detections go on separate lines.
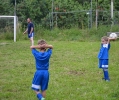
23, 18, 34, 46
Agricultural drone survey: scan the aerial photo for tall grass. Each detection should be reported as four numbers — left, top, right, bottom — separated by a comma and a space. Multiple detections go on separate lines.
0, 25, 119, 41
29, 25, 119, 41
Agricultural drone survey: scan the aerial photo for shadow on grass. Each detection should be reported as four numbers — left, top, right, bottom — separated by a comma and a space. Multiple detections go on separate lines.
109, 90, 119, 99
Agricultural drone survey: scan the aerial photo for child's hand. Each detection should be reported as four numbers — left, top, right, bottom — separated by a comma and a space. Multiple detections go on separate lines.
30, 46, 34, 49
40, 44, 47, 49
108, 37, 117, 41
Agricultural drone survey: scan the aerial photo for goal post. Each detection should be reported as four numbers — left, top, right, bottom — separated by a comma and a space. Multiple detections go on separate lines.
14, 16, 17, 42
0, 16, 17, 42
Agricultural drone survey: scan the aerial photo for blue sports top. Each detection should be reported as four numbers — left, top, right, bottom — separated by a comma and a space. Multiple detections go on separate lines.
98, 43, 110, 59
28, 22, 34, 34
32, 48, 52, 70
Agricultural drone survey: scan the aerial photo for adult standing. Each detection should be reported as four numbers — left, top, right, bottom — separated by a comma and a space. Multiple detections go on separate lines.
23, 18, 34, 46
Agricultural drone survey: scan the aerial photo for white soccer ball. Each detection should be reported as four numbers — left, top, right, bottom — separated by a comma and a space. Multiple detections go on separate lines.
109, 33, 117, 39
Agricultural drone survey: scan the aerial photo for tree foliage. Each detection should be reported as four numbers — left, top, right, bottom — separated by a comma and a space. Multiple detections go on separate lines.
0, 0, 119, 29
0, 0, 14, 15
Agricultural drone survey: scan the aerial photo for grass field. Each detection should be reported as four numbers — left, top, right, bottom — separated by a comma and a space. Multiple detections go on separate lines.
0, 40, 119, 100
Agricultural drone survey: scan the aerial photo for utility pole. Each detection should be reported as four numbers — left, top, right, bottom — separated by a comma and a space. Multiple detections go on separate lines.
14, 0, 16, 16
111, 0, 114, 25
95, 0, 98, 30
52, 0, 54, 29
90, 0, 92, 28
14, 0, 17, 42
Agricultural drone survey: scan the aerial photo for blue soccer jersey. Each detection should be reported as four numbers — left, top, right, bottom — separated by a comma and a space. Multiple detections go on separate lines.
98, 43, 110, 59
31, 48, 52, 91
28, 22, 34, 34
32, 48, 52, 70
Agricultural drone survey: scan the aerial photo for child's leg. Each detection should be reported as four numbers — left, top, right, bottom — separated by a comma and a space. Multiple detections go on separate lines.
40, 71, 49, 99
34, 90, 45, 100
32, 71, 44, 100
41, 90, 46, 98
103, 68, 110, 81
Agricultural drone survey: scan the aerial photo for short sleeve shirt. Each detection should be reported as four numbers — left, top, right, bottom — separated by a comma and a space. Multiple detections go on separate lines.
28, 23, 34, 34
98, 43, 110, 59
32, 49, 52, 70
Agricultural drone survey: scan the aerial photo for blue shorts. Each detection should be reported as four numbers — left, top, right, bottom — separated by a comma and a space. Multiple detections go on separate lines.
98, 59, 108, 69
28, 32, 34, 38
31, 70, 49, 91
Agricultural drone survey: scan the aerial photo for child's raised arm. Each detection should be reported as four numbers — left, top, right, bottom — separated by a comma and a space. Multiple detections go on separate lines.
30, 45, 40, 49
44, 44, 53, 49
107, 37, 117, 43
30, 44, 53, 50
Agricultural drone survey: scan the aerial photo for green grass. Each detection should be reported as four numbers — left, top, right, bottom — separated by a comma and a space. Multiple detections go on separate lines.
0, 40, 119, 100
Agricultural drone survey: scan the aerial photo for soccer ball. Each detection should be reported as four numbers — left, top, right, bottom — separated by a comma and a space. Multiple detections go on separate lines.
109, 33, 117, 39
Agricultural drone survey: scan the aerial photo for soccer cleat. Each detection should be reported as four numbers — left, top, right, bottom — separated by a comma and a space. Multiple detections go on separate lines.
105, 79, 110, 82
41, 97, 45, 100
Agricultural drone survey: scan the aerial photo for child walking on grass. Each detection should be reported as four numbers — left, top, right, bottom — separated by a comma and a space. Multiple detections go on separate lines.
30, 39, 53, 100
98, 36, 116, 81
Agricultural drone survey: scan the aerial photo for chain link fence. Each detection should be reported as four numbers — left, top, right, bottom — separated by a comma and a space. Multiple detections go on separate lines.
41, 10, 119, 29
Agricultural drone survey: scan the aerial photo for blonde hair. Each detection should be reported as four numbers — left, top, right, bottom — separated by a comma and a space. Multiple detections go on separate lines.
101, 36, 108, 41
38, 39, 47, 45
37, 39, 47, 51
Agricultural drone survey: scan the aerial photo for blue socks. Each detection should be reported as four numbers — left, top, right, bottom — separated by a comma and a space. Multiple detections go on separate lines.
103, 68, 110, 81
37, 93, 43, 100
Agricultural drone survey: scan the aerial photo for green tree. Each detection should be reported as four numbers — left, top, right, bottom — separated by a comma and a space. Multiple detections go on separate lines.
16, 0, 49, 29
0, 0, 118, 29
0, 0, 14, 15
114, 0, 119, 10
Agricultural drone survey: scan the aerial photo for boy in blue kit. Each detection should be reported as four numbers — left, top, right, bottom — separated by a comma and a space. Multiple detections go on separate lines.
98, 36, 116, 81
23, 18, 34, 46
30, 39, 53, 100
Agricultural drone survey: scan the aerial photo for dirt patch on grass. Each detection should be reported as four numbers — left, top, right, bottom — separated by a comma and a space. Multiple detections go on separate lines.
68, 70, 85, 76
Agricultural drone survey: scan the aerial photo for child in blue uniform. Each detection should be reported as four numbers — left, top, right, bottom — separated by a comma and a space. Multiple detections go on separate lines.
98, 36, 116, 81
30, 39, 53, 100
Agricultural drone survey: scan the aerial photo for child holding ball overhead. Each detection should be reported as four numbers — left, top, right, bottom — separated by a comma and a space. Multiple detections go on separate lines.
97, 36, 116, 81
30, 39, 53, 100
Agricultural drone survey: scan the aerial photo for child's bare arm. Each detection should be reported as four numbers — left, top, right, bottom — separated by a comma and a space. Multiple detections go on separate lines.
30, 44, 53, 49
44, 44, 53, 49
30, 45, 41, 49
107, 37, 117, 43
